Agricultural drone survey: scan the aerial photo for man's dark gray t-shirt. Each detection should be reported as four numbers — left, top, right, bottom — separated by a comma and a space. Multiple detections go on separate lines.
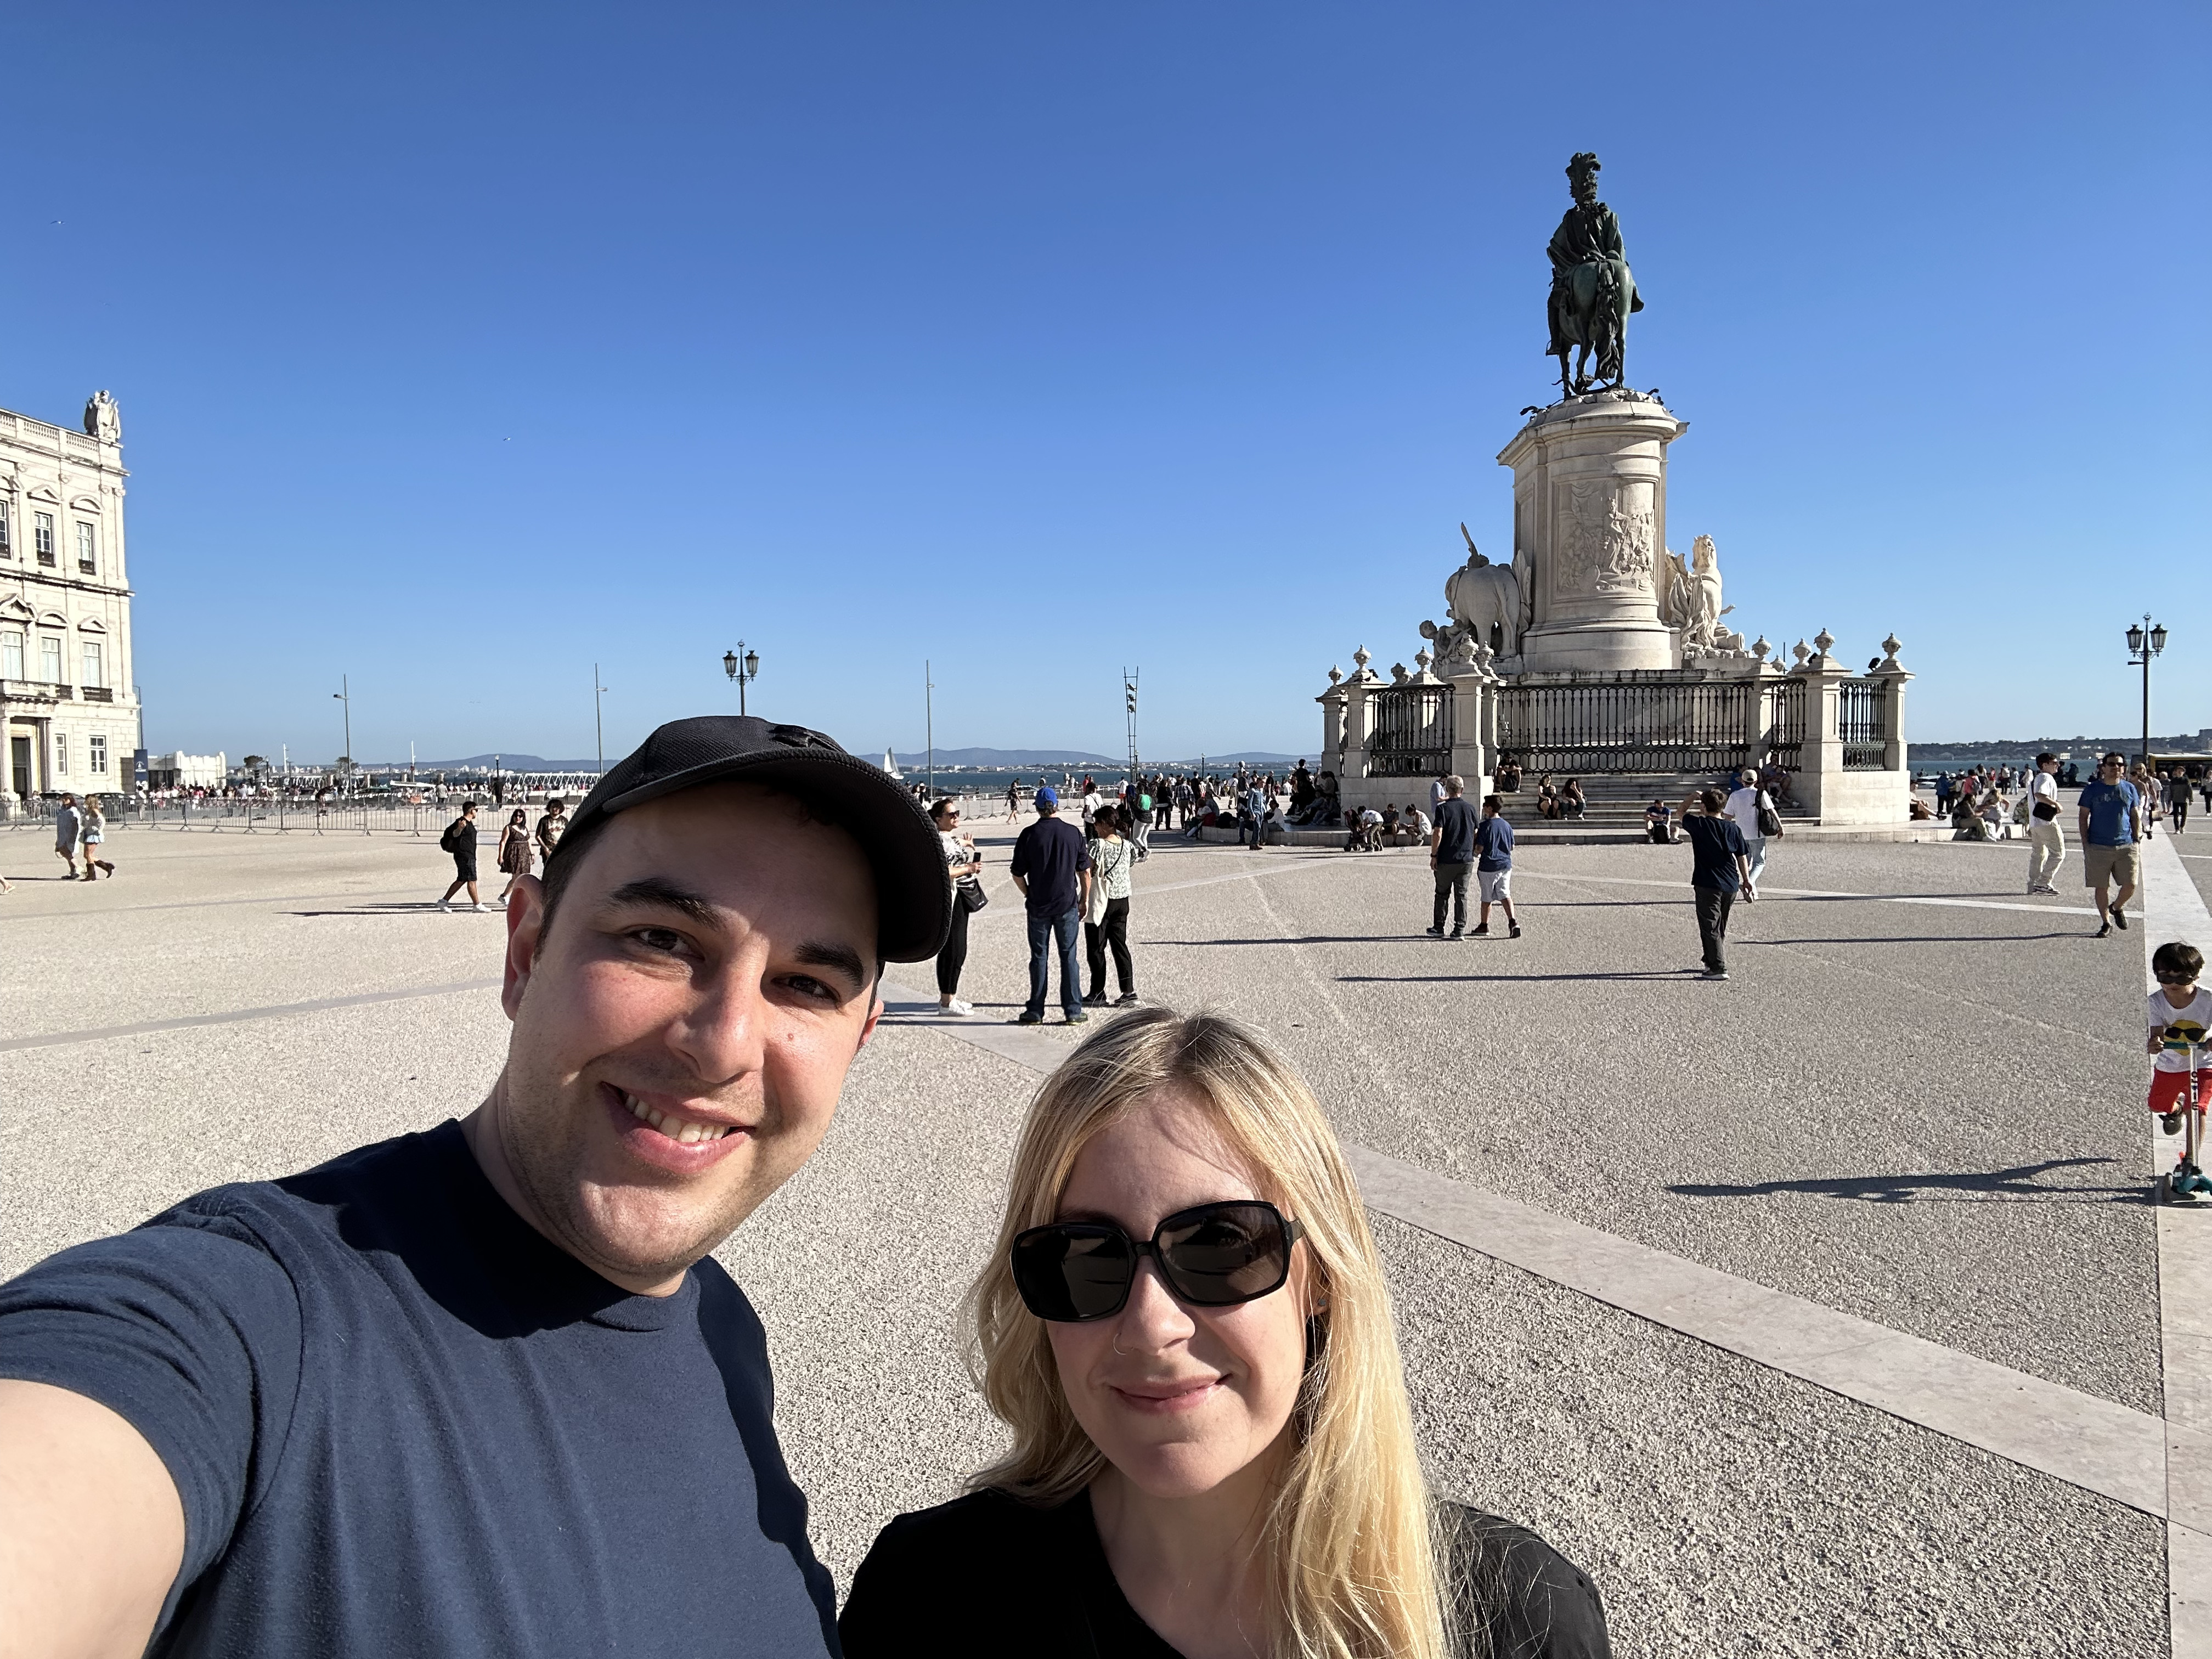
0, 1122, 837, 1658
1433, 797, 1479, 864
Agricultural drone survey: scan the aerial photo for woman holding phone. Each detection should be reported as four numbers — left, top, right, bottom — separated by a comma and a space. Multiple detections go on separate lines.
840, 1008, 1608, 1658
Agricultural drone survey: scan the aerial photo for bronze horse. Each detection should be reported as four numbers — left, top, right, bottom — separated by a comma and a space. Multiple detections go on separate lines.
1545, 152, 1643, 397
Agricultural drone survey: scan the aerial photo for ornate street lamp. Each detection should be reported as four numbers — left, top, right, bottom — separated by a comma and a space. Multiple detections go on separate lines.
723, 643, 760, 716
2128, 614, 2167, 771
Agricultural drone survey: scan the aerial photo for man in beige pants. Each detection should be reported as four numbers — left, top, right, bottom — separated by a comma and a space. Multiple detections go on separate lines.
2026, 752, 2065, 895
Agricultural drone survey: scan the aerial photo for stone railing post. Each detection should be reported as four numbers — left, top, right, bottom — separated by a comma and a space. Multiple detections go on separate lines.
1447, 664, 1490, 789
1796, 628, 1848, 820
1316, 667, 1347, 778
1340, 647, 1379, 783
1873, 633, 1912, 776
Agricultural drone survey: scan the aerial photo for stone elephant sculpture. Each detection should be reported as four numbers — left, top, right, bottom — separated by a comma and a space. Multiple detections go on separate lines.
1446, 556, 1524, 658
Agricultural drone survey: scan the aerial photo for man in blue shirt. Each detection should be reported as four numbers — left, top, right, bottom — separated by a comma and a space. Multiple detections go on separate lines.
2078, 751, 2143, 938
0, 716, 952, 1659
1426, 774, 1479, 938
1009, 786, 1091, 1025
1681, 786, 1752, 980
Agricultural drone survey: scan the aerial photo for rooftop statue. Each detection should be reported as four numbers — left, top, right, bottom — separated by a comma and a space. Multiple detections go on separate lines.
1545, 153, 1643, 398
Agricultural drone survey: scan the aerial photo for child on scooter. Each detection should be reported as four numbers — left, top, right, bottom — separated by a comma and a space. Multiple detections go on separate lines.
2149, 942, 2212, 1140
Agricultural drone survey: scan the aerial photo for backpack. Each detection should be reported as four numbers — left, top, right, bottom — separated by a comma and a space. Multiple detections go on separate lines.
440, 817, 470, 853
1137, 793, 1152, 814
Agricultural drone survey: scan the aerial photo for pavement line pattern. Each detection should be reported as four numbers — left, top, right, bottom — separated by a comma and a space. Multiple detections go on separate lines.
1514, 868, 2098, 918
877, 980, 2176, 1520
0, 979, 505, 1053
2141, 833, 2212, 1653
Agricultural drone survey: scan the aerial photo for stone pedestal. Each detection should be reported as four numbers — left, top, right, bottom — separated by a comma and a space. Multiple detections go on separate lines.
1497, 391, 1686, 673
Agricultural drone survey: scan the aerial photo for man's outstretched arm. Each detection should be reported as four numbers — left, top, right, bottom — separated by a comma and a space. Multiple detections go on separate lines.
0, 1379, 183, 1659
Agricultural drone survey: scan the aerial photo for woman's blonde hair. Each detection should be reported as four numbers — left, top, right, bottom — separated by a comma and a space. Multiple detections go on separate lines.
963, 1006, 1455, 1659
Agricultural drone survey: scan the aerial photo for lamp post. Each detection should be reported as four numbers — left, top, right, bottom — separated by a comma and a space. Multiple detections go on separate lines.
332, 675, 352, 793
2128, 615, 2169, 771
592, 664, 610, 776
925, 659, 935, 799
723, 643, 760, 716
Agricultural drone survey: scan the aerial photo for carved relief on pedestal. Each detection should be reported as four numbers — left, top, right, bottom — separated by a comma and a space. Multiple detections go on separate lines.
1552, 478, 1654, 597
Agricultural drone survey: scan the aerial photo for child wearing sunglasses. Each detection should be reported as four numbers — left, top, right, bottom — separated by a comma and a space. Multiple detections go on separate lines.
839, 1008, 1610, 1658
2149, 943, 2212, 1141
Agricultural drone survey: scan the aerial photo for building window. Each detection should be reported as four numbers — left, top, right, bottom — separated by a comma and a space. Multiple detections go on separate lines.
35, 511, 55, 567
90, 734, 108, 774
76, 522, 97, 575
55, 732, 67, 775
1, 631, 20, 679
40, 636, 63, 683
0, 501, 11, 557
81, 640, 103, 687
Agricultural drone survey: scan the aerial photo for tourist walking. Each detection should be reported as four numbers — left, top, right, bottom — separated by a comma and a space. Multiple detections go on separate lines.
1081, 806, 1138, 1007
2026, 751, 2066, 894
1472, 793, 1519, 938
1242, 777, 1268, 849
79, 799, 114, 880
1426, 773, 1476, 939
932, 797, 983, 1017
1682, 787, 1751, 980
436, 800, 489, 912
2079, 753, 2142, 938
1009, 786, 1090, 1026
53, 792, 81, 879
1005, 780, 1022, 823
2170, 770, 2190, 834
1722, 767, 1774, 899
534, 795, 569, 865
494, 808, 533, 907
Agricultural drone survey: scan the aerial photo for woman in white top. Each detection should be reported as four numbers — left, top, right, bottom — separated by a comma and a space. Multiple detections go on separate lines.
933, 799, 983, 1017
1082, 806, 1138, 1008
80, 799, 115, 880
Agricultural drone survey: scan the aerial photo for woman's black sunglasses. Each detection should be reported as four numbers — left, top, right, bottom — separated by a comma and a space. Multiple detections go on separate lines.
1011, 1200, 1302, 1323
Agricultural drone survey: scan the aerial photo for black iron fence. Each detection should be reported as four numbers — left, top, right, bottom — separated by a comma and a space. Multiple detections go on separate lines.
1760, 679, 1805, 771
1838, 678, 1888, 770
1367, 685, 1454, 777
1496, 681, 1758, 775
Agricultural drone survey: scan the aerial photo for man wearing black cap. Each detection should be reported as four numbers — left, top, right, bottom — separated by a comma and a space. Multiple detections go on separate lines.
0, 716, 948, 1659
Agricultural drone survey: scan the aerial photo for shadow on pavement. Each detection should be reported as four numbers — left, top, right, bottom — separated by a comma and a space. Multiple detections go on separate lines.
1338, 970, 1701, 984
1668, 1156, 2147, 1205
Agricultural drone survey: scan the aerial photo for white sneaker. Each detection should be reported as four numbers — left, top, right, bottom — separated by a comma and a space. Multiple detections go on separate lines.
941, 998, 975, 1018
438, 900, 453, 912
473, 902, 492, 912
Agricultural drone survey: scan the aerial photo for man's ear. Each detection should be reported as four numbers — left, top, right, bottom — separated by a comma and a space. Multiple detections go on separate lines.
501, 876, 548, 1020
855, 984, 884, 1050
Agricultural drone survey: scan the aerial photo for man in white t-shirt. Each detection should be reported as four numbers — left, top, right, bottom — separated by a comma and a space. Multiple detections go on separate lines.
1722, 768, 1771, 900
2026, 752, 2064, 895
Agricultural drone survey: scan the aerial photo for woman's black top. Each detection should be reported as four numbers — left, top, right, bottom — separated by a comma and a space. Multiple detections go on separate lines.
838, 1487, 1610, 1658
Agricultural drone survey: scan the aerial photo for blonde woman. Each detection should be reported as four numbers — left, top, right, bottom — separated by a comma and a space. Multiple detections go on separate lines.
80, 798, 115, 879
839, 1008, 1607, 1658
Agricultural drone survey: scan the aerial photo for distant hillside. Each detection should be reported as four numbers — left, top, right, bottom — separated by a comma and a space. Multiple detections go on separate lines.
891, 747, 1119, 767
359, 754, 603, 772
1913, 731, 2212, 768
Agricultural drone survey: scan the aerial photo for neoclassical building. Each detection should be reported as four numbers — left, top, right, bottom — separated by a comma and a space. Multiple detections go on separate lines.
0, 389, 139, 806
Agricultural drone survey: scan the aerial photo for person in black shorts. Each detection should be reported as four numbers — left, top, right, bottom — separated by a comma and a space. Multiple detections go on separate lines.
436, 799, 488, 912
0, 715, 950, 1659
1680, 786, 1751, 980
840, 1009, 1610, 1658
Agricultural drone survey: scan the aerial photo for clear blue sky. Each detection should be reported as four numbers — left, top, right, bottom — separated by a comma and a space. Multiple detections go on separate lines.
6, 2, 2205, 764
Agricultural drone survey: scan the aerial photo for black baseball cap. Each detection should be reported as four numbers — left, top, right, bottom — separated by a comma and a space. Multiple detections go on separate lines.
550, 715, 950, 962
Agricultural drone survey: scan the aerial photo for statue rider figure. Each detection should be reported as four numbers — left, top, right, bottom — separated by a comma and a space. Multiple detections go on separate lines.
1545, 152, 1643, 397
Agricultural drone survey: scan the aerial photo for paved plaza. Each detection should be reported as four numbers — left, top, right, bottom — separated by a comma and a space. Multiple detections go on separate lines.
8, 814, 2212, 1655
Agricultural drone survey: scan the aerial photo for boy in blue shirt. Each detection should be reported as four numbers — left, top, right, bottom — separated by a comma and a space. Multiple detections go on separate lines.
1470, 794, 1521, 939
2078, 752, 2143, 939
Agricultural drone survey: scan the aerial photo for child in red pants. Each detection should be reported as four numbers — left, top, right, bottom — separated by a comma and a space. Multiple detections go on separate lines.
2150, 941, 2212, 1139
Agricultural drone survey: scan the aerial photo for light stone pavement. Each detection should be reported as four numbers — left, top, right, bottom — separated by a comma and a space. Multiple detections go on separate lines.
1, 814, 2199, 1656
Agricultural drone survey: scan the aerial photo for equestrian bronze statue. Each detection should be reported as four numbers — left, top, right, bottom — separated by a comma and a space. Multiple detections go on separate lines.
1545, 151, 1643, 397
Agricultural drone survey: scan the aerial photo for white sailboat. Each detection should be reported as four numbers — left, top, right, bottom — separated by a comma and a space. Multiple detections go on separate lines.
881, 748, 902, 779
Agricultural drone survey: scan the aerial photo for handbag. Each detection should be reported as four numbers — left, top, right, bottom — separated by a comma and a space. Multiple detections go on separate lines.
957, 879, 988, 914
1756, 793, 1783, 838
2032, 797, 2059, 821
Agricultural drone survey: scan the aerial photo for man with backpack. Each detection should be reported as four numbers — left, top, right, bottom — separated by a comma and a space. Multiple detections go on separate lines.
436, 800, 489, 912
1127, 778, 1154, 860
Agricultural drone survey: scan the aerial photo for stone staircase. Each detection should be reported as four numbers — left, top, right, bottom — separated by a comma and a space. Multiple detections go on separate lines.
1494, 771, 1814, 832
